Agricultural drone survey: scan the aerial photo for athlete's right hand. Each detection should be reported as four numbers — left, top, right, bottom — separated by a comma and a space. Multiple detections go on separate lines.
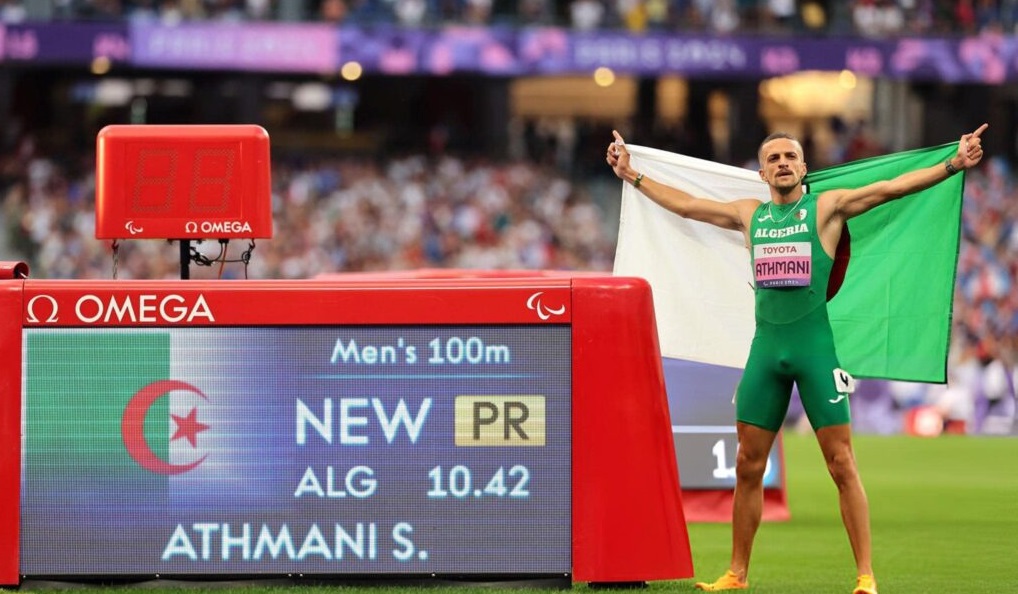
606, 130, 630, 179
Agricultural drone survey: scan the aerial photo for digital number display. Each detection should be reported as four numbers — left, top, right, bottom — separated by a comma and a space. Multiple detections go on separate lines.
95, 125, 272, 240
130, 147, 234, 215
20, 325, 571, 576
664, 359, 782, 489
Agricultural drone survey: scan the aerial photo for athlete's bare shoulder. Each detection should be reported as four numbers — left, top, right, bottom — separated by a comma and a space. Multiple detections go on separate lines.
719, 198, 761, 234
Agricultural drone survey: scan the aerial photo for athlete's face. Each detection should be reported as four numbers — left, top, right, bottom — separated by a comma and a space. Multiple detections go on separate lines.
758, 138, 806, 193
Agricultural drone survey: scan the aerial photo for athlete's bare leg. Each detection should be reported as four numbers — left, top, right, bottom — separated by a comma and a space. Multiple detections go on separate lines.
728, 422, 778, 582
815, 423, 874, 578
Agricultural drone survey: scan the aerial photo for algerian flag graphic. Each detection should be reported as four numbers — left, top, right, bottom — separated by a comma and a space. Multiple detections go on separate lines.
22, 330, 227, 572
614, 142, 962, 383
24, 331, 174, 503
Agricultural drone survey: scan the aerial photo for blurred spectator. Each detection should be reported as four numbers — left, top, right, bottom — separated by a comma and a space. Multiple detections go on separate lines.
245, 0, 272, 20
347, 0, 386, 22
570, 0, 605, 29
518, 0, 554, 24
762, 0, 797, 32
81, 0, 123, 20
318, 0, 347, 21
0, 0, 26, 22
1003, 0, 1018, 32
709, 0, 740, 33
615, 0, 648, 32
644, 0, 670, 29
204, 0, 244, 20
842, 120, 887, 161
125, 0, 159, 21
799, 1, 826, 31
462, 0, 492, 24
954, 0, 977, 32
852, 0, 905, 38
392, 0, 428, 25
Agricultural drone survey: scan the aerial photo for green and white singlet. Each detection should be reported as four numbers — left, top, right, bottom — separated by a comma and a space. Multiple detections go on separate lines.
735, 193, 853, 431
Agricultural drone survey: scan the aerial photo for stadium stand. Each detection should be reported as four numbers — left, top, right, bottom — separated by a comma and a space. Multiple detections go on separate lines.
0, 1, 1016, 35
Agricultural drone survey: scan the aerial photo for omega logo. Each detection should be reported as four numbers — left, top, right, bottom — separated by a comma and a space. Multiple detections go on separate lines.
184, 221, 253, 234
25, 293, 215, 324
26, 294, 59, 323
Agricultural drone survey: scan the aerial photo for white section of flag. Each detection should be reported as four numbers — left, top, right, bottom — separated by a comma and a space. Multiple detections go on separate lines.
612, 145, 771, 370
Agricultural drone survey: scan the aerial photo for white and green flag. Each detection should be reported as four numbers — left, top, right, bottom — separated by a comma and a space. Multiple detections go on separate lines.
614, 142, 963, 383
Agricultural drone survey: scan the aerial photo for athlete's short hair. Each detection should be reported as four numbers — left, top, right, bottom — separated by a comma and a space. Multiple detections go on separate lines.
757, 132, 803, 164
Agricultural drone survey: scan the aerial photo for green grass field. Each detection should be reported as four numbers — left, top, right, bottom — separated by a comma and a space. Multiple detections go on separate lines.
19, 433, 1018, 594
670, 432, 1018, 593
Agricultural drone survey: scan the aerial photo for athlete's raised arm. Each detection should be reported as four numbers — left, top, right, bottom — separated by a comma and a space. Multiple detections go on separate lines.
606, 130, 760, 233
821, 123, 987, 221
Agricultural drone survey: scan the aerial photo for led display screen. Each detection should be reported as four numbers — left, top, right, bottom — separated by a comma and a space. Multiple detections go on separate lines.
20, 325, 571, 576
664, 359, 783, 490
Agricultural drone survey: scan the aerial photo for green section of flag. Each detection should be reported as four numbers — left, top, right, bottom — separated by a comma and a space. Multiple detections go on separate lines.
25, 331, 171, 498
805, 143, 962, 383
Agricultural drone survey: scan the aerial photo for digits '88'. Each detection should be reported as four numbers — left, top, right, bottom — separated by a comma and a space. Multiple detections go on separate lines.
131, 147, 234, 215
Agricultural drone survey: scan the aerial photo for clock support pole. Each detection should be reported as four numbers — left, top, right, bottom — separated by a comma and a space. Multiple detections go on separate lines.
179, 239, 191, 280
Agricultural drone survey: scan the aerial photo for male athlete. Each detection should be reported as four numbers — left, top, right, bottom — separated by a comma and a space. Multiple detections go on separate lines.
606, 124, 987, 593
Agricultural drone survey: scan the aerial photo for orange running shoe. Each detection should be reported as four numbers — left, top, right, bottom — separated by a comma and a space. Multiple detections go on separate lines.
853, 574, 878, 594
693, 570, 748, 591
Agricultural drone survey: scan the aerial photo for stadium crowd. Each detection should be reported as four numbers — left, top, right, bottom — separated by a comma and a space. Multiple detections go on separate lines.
0, 128, 1015, 435
2, 0, 1018, 35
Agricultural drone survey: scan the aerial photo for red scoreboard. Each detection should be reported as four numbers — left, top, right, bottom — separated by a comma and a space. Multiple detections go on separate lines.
0, 268, 693, 586
95, 125, 273, 240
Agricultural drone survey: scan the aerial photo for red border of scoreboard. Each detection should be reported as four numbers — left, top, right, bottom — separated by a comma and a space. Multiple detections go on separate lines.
0, 270, 693, 585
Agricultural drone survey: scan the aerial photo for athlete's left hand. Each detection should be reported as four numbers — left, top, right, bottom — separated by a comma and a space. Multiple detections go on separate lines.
957, 123, 988, 170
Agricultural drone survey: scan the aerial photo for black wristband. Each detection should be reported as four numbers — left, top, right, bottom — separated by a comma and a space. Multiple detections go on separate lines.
944, 160, 960, 176
633, 172, 645, 188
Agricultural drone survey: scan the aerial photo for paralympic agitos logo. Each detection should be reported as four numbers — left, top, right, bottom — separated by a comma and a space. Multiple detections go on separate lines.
121, 379, 210, 475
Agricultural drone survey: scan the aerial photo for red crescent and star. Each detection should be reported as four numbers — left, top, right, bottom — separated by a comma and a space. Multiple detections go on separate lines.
121, 379, 210, 475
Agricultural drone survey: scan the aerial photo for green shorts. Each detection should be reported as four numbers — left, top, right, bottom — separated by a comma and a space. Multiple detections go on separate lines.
735, 305, 852, 432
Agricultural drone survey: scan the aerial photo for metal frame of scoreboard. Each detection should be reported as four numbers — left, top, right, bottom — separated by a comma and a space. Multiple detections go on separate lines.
0, 266, 694, 585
